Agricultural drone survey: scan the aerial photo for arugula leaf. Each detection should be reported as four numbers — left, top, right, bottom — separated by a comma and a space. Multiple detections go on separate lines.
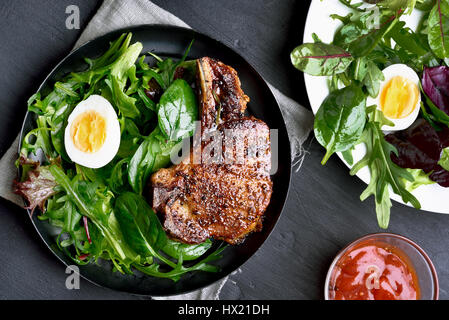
110, 42, 143, 87
390, 22, 430, 56
20, 117, 54, 159
107, 76, 140, 118
85, 33, 132, 70
314, 85, 367, 164
134, 243, 226, 281
137, 87, 157, 111
107, 158, 130, 193
49, 165, 139, 265
115, 192, 225, 281
291, 43, 353, 76
350, 109, 421, 228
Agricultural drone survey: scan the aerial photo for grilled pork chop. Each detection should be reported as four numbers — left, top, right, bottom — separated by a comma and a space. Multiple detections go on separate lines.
150, 57, 273, 244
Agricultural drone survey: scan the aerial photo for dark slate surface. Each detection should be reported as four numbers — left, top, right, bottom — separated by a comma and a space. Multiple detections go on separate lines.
0, 0, 448, 300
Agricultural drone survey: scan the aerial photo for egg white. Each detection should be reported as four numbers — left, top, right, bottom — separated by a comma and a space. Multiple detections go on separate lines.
64, 95, 121, 169
367, 64, 421, 132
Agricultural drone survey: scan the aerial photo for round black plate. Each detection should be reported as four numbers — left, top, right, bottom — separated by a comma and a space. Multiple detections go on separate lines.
19, 25, 291, 296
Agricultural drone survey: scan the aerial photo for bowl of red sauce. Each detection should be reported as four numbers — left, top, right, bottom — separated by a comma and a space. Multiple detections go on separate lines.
325, 233, 439, 300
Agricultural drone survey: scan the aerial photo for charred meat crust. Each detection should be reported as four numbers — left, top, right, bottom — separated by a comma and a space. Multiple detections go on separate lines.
197, 57, 250, 132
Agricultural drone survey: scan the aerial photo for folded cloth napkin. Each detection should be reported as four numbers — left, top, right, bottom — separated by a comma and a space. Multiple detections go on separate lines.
0, 0, 313, 299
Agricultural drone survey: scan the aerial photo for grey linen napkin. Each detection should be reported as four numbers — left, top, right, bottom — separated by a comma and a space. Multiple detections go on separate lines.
0, 0, 313, 299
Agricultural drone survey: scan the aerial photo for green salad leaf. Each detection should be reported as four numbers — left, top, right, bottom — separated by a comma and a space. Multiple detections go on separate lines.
427, 0, 449, 59
403, 169, 435, 191
314, 85, 367, 164
350, 109, 421, 228
347, 12, 399, 58
158, 79, 198, 141
128, 127, 182, 194
292, 0, 443, 228
438, 147, 449, 170
290, 43, 353, 76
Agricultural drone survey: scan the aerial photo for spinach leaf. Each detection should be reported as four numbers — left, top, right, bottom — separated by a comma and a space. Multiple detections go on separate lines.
332, 9, 380, 49
114, 192, 166, 257
314, 85, 367, 164
128, 79, 197, 194
135, 244, 226, 281
137, 87, 157, 111
158, 79, 198, 141
350, 57, 384, 97
146, 40, 194, 90
290, 43, 353, 76
115, 192, 213, 261
128, 128, 181, 194
20, 116, 54, 159
162, 239, 213, 261
428, 0, 449, 59
334, 23, 366, 50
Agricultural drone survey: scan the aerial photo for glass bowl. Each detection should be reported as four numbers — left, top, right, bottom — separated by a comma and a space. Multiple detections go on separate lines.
324, 233, 439, 300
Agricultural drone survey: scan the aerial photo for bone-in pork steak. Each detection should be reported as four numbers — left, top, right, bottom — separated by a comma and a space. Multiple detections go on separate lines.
150, 57, 273, 244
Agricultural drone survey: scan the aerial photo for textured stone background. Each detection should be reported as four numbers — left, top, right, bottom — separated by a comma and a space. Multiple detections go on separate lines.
0, 0, 448, 299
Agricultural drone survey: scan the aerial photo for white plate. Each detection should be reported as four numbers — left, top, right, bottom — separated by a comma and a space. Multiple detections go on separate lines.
303, 0, 449, 214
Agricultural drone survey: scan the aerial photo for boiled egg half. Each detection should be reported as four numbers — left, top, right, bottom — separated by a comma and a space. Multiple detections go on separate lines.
367, 64, 421, 131
64, 95, 121, 168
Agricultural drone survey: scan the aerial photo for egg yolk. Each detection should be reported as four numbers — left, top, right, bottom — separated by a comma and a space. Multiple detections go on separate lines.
70, 110, 106, 153
380, 76, 419, 119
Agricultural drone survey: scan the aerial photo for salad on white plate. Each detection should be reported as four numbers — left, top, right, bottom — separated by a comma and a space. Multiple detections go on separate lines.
293, 0, 449, 227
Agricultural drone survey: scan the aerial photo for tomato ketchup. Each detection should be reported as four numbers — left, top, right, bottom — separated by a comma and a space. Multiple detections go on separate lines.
328, 240, 420, 300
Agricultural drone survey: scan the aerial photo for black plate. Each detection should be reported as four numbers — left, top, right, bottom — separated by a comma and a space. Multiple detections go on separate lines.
19, 25, 291, 296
